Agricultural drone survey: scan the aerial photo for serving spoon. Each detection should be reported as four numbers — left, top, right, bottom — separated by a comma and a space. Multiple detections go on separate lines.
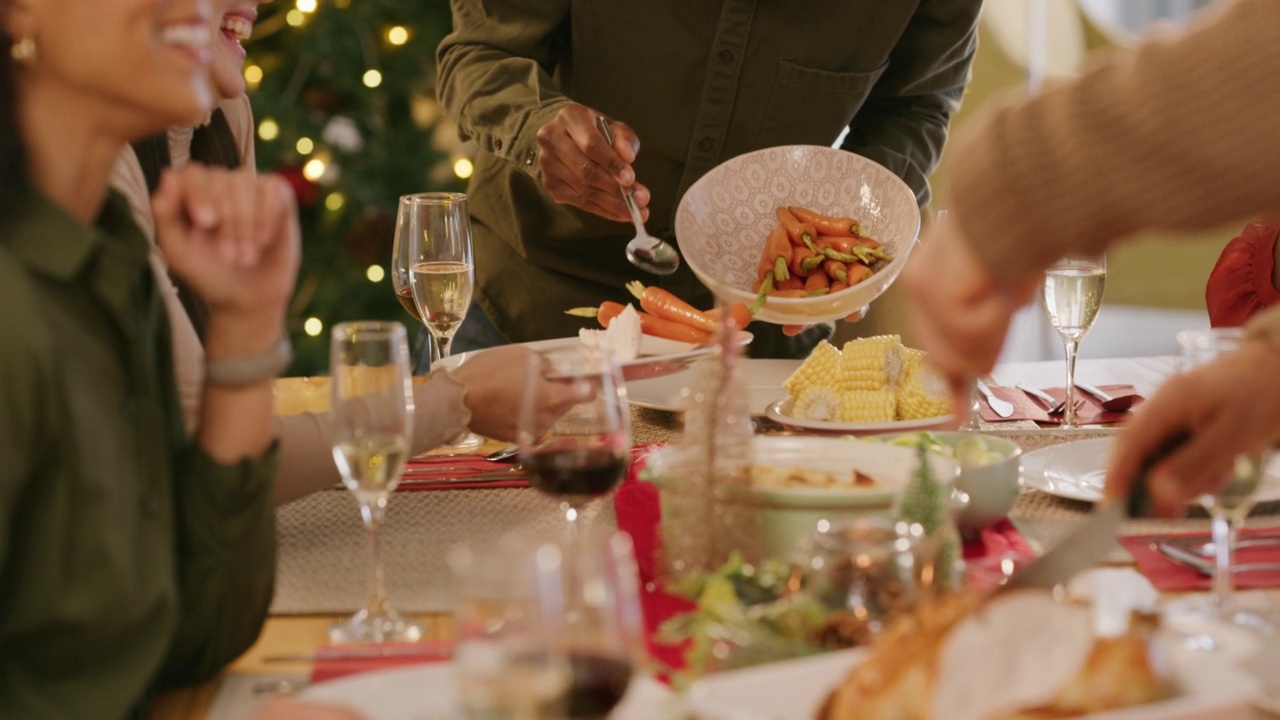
595, 115, 680, 276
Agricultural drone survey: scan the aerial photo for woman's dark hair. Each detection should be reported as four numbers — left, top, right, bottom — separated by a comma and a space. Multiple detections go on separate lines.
1, 6, 28, 225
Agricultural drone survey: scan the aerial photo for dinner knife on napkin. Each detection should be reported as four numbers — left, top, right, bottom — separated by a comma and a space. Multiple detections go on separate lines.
976, 379, 1014, 418
999, 434, 1174, 592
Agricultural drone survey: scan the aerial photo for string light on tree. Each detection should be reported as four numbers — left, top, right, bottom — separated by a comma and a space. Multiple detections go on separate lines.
453, 158, 474, 179
366, 265, 386, 283
257, 118, 280, 141
303, 157, 328, 182
362, 69, 383, 88
303, 318, 324, 337
285, 9, 306, 27
295, 0, 317, 12
296, 137, 315, 155
325, 192, 345, 212
243, 64, 263, 90
386, 26, 409, 46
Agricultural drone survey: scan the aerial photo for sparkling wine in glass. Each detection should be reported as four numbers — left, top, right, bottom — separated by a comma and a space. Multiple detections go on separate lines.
328, 321, 423, 644
397, 191, 482, 450
518, 346, 631, 537
1165, 328, 1276, 639
1043, 254, 1106, 428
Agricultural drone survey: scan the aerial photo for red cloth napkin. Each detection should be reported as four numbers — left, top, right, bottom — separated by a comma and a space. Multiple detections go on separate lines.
1120, 529, 1280, 591
613, 444, 1034, 671
978, 384, 1142, 425
308, 641, 453, 683
396, 453, 528, 492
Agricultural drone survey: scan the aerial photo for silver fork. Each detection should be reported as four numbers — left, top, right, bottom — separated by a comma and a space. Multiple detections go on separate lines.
1016, 383, 1069, 415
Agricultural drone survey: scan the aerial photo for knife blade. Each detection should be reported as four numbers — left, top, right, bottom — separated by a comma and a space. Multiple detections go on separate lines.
998, 432, 1181, 592
975, 379, 1015, 418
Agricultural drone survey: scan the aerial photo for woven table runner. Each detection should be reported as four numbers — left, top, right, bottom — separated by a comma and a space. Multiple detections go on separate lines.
272, 406, 1280, 614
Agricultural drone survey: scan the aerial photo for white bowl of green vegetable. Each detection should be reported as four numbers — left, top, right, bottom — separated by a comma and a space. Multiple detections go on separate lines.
864, 431, 1022, 532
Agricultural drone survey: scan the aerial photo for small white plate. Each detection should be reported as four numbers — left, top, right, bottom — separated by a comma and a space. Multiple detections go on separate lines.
1019, 437, 1280, 504
440, 333, 752, 383
764, 397, 953, 436
627, 358, 799, 414
298, 662, 676, 720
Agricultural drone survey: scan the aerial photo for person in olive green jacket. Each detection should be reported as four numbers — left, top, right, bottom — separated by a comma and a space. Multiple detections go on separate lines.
0, 0, 325, 717
436, 0, 982, 358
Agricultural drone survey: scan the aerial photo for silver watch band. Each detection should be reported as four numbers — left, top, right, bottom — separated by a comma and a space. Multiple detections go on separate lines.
205, 335, 295, 387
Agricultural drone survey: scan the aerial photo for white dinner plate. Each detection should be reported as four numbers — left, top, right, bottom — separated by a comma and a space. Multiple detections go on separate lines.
764, 397, 953, 436
627, 358, 799, 415
439, 334, 752, 383
298, 662, 676, 720
1019, 437, 1280, 504
686, 640, 1257, 720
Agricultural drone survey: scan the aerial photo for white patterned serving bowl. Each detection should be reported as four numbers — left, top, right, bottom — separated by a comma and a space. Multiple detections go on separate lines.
675, 146, 921, 325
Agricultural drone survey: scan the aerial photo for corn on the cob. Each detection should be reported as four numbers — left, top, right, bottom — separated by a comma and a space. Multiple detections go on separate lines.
841, 389, 897, 423
792, 386, 845, 422
783, 339, 844, 395
896, 349, 951, 420
839, 335, 904, 391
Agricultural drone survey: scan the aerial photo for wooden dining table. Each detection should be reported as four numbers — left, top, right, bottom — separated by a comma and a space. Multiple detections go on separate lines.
150, 355, 1280, 719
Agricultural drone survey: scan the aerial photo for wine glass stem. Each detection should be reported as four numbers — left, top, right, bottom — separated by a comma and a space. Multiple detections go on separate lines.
430, 331, 453, 365
360, 499, 390, 615
1209, 509, 1238, 610
1062, 339, 1080, 428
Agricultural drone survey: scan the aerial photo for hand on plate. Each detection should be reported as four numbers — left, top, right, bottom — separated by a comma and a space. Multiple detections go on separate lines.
781, 305, 869, 337
535, 103, 650, 223
1104, 338, 1280, 515
447, 345, 593, 441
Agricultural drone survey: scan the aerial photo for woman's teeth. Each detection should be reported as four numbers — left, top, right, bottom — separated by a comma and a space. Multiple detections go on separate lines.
221, 17, 253, 42
162, 23, 213, 52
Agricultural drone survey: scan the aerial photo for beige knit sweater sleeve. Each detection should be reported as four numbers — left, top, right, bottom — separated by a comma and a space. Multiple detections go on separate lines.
950, 0, 1280, 290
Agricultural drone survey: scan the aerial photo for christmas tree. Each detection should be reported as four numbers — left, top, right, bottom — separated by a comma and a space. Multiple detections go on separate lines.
244, 0, 463, 373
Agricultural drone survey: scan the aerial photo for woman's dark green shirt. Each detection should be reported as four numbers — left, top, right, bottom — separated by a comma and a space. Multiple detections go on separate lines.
0, 191, 277, 719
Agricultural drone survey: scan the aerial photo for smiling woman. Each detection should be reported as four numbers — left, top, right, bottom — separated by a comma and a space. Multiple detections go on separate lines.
0, 0, 304, 718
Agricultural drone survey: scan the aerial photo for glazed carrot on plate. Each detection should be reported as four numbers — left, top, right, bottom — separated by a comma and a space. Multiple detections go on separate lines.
626, 281, 716, 334
566, 302, 713, 345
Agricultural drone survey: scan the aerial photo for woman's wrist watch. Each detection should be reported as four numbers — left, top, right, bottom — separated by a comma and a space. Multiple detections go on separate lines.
206, 335, 295, 387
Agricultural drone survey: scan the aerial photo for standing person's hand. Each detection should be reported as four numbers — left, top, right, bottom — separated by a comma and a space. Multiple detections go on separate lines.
152, 164, 301, 354
535, 103, 650, 223
1104, 339, 1280, 515
902, 212, 1035, 412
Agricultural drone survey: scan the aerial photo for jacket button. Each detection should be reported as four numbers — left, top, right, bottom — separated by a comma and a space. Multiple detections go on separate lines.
718, 49, 734, 64
698, 137, 714, 152
493, 138, 503, 151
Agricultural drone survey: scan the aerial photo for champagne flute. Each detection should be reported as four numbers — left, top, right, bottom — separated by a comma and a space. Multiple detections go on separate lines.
1166, 328, 1276, 638
1043, 254, 1107, 428
398, 191, 483, 450
518, 346, 631, 540
390, 209, 434, 371
328, 321, 423, 643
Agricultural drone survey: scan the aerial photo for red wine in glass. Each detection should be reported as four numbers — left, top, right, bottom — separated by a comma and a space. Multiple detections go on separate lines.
526, 444, 627, 500
565, 653, 633, 719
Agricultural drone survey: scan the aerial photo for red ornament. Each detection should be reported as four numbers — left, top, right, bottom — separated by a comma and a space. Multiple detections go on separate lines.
274, 165, 319, 207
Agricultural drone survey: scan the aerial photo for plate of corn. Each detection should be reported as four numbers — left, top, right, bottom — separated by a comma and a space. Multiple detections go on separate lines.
766, 335, 953, 434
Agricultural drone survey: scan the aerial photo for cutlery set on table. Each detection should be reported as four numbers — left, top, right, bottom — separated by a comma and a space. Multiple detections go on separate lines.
974, 378, 1143, 423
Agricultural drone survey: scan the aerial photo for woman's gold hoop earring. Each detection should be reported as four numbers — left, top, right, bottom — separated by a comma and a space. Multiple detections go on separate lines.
10, 34, 36, 65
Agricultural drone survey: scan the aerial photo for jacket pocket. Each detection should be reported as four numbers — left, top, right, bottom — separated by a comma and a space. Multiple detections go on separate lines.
758, 60, 888, 148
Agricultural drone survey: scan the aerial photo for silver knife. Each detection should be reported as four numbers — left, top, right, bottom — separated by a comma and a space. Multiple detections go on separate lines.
1000, 501, 1124, 592
999, 433, 1175, 592
975, 379, 1015, 418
